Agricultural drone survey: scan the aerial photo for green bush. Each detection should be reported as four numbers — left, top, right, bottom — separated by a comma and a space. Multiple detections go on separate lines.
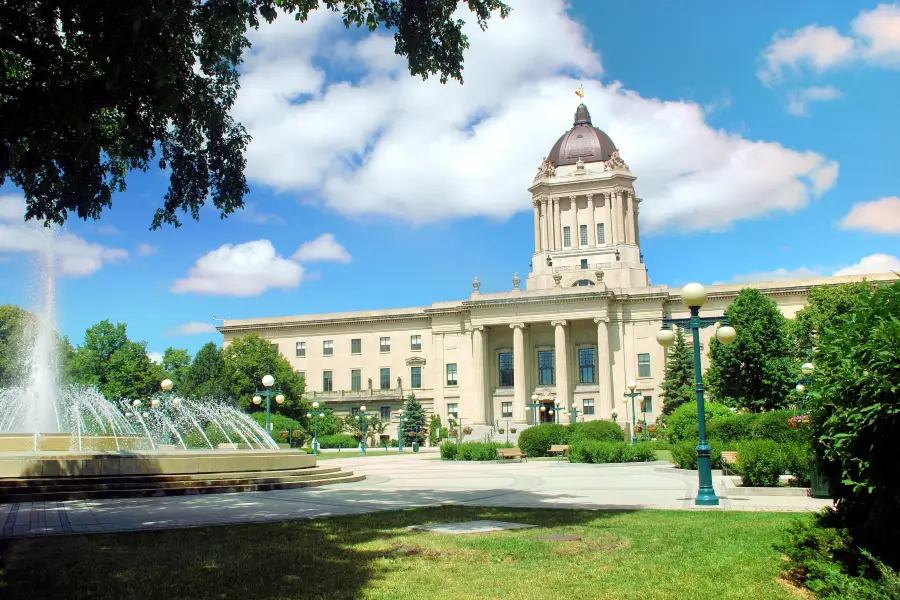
569, 420, 624, 443
751, 410, 797, 443
667, 401, 732, 442
736, 440, 786, 487
670, 440, 725, 470
440, 440, 458, 460
625, 442, 658, 462
516, 424, 569, 457
568, 441, 657, 463
318, 434, 358, 449
251, 412, 305, 438
707, 413, 757, 446
784, 442, 812, 487
455, 441, 514, 461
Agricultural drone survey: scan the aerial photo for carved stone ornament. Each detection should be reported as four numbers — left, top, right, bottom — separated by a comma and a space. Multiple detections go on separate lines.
472, 276, 481, 294
615, 249, 621, 261
552, 273, 563, 287
367, 377, 373, 390
397, 376, 402, 389
512, 272, 521, 290
534, 157, 556, 181
603, 149, 630, 171
575, 158, 586, 174
595, 269, 604, 282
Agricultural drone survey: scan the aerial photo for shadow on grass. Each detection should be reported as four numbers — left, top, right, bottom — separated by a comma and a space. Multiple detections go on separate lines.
0, 493, 636, 600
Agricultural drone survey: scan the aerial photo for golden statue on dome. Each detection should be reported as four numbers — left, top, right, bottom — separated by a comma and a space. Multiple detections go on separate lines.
575, 84, 585, 103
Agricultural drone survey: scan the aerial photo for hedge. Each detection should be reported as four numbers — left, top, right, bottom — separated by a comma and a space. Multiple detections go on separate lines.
667, 401, 733, 442
516, 423, 569, 457
318, 434, 358, 449
439, 441, 513, 460
568, 441, 657, 464
670, 439, 726, 470
569, 420, 625, 443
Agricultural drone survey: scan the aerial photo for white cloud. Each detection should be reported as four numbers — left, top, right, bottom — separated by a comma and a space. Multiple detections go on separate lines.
725, 253, 900, 283
137, 243, 159, 255
839, 197, 900, 234
0, 195, 128, 277
233, 0, 837, 234
725, 266, 824, 285
291, 233, 351, 263
786, 86, 843, 116
758, 4, 900, 84
165, 322, 219, 336
833, 253, 900, 276
147, 352, 163, 365
236, 202, 285, 224
171, 239, 304, 297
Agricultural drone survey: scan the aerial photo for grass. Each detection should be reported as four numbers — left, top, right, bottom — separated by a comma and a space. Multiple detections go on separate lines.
312, 450, 426, 460
0, 506, 808, 600
656, 449, 674, 462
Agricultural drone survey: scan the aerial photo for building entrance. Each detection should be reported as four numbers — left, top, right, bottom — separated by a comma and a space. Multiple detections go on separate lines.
540, 401, 556, 424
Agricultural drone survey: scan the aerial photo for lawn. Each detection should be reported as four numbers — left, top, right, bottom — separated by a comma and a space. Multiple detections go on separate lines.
313, 450, 428, 460
0, 507, 807, 600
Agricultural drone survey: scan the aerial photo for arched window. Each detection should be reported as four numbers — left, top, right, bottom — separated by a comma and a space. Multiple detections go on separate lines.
573, 279, 595, 287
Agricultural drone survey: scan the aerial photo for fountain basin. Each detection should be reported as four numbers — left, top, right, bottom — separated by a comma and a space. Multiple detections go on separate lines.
0, 433, 146, 452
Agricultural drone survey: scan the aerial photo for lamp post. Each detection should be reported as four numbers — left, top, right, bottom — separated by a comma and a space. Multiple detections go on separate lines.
253, 374, 284, 438
624, 381, 641, 444
656, 282, 737, 507
637, 394, 647, 441
528, 394, 542, 425
570, 403, 580, 424
158, 379, 177, 445
611, 410, 618, 423
307, 401, 325, 455
356, 406, 368, 455
397, 409, 405, 452
553, 398, 562, 424
796, 362, 815, 413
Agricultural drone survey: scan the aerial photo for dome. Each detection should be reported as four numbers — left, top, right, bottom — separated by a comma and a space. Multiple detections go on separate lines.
546, 103, 617, 167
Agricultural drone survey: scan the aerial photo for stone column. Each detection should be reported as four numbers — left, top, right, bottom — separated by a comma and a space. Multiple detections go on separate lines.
613, 190, 623, 245
604, 192, 613, 244
569, 196, 579, 247
533, 200, 542, 253
510, 323, 527, 423
587, 194, 596, 247
634, 197, 641, 248
625, 191, 636, 244
551, 320, 570, 409
540, 197, 549, 252
471, 325, 487, 425
593, 317, 613, 414
552, 196, 561, 250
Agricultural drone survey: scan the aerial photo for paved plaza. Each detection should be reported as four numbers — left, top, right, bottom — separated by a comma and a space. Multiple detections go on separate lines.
0, 453, 831, 539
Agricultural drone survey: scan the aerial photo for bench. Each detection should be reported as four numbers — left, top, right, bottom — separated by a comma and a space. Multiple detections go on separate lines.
548, 444, 569, 461
720, 451, 738, 476
497, 448, 527, 462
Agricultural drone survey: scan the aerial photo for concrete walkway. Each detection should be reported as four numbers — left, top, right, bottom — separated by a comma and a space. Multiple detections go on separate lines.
0, 453, 832, 539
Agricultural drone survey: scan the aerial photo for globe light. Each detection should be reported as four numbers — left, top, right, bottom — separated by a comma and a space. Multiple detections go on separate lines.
132, 399, 142, 407
549, 409, 555, 415
275, 394, 285, 404
142, 412, 149, 418
306, 412, 313, 418
681, 283, 708, 309
312, 401, 320, 409
656, 328, 676, 347
150, 398, 160, 408
160, 379, 174, 392
540, 406, 546, 412
360, 405, 366, 413
636, 395, 645, 403
627, 380, 637, 391
398, 409, 404, 415
531, 394, 539, 401
319, 413, 324, 419
125, 412, 133, 418
716, 324, 737, 345
554, 398, 561, 406
796, 384, 806, 394
801, 362, 815, 376
262, 374, 275, 388
572, 403, 577, 409
252, 395, 262, 405
172, 397, 182, 408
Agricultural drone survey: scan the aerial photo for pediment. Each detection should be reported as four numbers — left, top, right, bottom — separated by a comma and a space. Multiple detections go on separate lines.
405, 357, 426, 366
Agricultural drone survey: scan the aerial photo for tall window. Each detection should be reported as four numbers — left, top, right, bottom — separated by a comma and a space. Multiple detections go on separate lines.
498, 352, 514, 387
351, 338, 361, 354
446, 363, 458, 386
583, 399, 595, 415
410, 366, 422, 389
410, 335, 422, 351
295, 342, 306, 357
563, 226, 571, 247
323, 340, 333, 356
579, 348, 596, 384
597, 223, 606, 244
641, 396, 653, 414
580, 224, 588, 246
580, 258, 589, 269
538, 350, 555, 385
380, 406, 391, 421
637, 353, 651, 378
501, 402, 513, 418
322, 370, 333, 392
351, 369, 361, 391
380, 368, 391, 390
447, 403, 458, 418
380, 337, 391, 353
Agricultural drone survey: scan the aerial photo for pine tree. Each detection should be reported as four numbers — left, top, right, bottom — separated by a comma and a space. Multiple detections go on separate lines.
401, 392, 428, 445
661, 327, 696, 415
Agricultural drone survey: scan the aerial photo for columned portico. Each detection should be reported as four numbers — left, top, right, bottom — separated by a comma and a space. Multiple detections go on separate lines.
551, 320, 570, 409
510, 323, 527, 423
471, 325, 487, 424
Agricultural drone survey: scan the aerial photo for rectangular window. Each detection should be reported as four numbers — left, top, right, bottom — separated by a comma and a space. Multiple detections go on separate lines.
580, 224, 588, 246
410, 334, 422, 351
641, 396, 653, 414
297, 371, 305, 382
447, 403, 458, 418
583, 399, 595, 415
295, 341, 306, 357
351, 338, 361, 354
538, 350, 555, 385
411, 366, 422, 389
380, 406, 391, 421
323, 340, 333, 356
351, 369, 361, 391
638, 353, 651, 378
597, 223, 606, 244
580, 258, 589, 269
322, 370, 333, 392
563, 226, 571, 247
270, 343, 279, 355
380, 368, 391, 390
501, 402, 513, 418
446, 363, 458, 386
380, 337, 391, 353
498, 352, 514, 387
579, 348, 596, 384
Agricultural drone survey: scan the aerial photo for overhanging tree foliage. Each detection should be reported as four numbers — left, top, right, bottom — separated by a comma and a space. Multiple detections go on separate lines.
660, 326, 694, 415
221, 333, 306, 418
705, 288, 795, 412
1, 0, 510, 229
182, 341, 228, 399
790, 282, 872, 360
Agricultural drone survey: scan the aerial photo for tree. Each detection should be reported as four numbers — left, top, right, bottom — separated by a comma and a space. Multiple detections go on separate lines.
161, 347, 192, 392
0, 304, 33, 386
705, 288, 795, 412
2, 0, 510, 230
345, 414, 387, 446
183, 342, 227, 399
660, 327, 695, 415
401, 392, 427, 445
68, 319, 129, 388
221, 334, 306, 419
103, 340, 167, 400
791, 282, 872, 360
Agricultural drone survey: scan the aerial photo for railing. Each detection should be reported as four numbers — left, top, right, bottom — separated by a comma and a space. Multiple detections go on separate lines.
553, 263, 611, 273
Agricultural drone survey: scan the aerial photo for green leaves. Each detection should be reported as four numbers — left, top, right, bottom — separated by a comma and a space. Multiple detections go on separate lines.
661, 326, 694, 414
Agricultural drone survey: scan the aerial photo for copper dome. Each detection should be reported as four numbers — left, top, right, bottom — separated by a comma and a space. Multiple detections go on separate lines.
547, 103, 617, 167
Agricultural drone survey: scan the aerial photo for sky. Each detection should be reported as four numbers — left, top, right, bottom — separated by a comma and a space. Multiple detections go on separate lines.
1, 0, 899, 363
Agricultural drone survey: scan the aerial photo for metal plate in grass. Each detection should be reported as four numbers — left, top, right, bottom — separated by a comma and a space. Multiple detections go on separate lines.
408, 520, 537, 535
535, 535, 582, 542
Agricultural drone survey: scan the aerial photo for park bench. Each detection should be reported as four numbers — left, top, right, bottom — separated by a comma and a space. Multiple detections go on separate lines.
720, 451, 738, 476
497, 447, 527, 462
548, 444, 569, 461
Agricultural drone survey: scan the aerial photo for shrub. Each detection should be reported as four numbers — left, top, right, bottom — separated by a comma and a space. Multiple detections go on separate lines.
569, 420, 624, 443
318, 434, 358, 449
568, 441, 657, 463
625, 442, 658, 462
455, 441, 514, 461
751, 410, 798, 443
670, 440, 726, 470
440, 440, 458, 460
736, 440, 786, 487
516, 424, 569, 457
667, 401, 732, 442
784, 442, 812, 487
707, 413, 757, 446
251, 412, 305, 438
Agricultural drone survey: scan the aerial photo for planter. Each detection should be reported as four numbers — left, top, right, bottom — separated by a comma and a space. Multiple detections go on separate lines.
498, 429, 505, 434
648, 426, 658, 433
510, 428, 517, 434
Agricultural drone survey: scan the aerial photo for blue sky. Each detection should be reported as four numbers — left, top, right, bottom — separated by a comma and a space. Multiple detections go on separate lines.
1, 0, 898, 361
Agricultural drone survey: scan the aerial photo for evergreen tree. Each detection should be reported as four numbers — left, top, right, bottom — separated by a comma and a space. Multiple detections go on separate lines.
401, 392, 428, 445
706, 288, 795, 412
183, 342, 227, 400
661, 327, 695, 415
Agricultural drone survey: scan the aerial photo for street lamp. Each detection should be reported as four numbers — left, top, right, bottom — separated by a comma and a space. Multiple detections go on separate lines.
624, 381, 641, 444
397, 409, 405, 453
159, 379, 175, 445
254, 374, 284, 438
307, 401, 326, 454
528, 394, 542, 425
611, 409, 618, 423
657, 282, 737, 507
570, 402, 580, 423
554, 398, 562, 424
636, 394, 646, 441
357, 406, 368, 455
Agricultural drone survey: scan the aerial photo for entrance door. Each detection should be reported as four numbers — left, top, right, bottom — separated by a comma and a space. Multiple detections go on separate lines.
540, 401, 555, 423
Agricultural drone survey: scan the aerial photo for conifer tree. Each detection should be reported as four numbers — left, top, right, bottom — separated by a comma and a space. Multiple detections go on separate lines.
661, 327, 696, 415
401, 392, 428, 445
